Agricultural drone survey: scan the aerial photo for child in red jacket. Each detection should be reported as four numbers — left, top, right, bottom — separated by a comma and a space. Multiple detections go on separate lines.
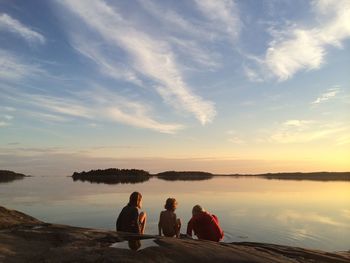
186, 205, 224, 242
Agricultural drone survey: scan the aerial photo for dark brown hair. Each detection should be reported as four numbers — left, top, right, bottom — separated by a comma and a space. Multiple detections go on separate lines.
128, 192, 142, 208
164, 198, 177, 211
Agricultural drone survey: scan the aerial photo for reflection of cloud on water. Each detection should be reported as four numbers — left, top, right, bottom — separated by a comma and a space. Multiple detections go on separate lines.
12, 196, 41, 203
228, 209, 247, 217
277, 210, 346, 227
288, 228, 312, 241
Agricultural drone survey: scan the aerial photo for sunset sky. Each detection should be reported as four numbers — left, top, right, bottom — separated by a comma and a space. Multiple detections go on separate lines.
0, 0, 349, 175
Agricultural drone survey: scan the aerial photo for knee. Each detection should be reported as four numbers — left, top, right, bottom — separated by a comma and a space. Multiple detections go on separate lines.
177, 218, 181, 226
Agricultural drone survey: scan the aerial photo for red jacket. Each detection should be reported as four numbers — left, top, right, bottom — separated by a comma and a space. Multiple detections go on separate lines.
186, 211, 224, 241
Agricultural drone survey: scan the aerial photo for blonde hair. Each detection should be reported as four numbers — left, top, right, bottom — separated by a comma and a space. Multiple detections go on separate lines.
192, 205, 204, 215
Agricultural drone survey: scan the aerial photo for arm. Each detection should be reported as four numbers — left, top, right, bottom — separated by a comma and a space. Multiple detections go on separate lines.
186, 218, 194, 236
116, 215, 121, 231
130, 208, 140, 233
174, 214, 181, 238
211, 214, 224, 240
158, 212, 162, 236
116, 207, 124, 231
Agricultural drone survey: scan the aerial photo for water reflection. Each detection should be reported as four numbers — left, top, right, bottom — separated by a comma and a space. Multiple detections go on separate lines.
1, 176, 349, 251
0, 176, 25, 184
262, 172, 350, 181
72, 176, 150, 184
0, 174, 25, 183
110, 238, 158, 251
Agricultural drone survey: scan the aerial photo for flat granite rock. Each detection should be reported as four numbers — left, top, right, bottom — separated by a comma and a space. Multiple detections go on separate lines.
0, 206, 349, 263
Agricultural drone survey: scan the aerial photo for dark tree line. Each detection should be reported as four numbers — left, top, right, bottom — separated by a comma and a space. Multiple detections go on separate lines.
261, 172, 350, 181
71, 169, 350, 184
156, 171, 213, 181
72, 168, 151, 184
0, 170, 26, 183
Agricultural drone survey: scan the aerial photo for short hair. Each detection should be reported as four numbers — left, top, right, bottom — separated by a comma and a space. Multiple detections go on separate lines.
164, 198, 177, 211
129, 192, 142, 208
192, 205, 204, 215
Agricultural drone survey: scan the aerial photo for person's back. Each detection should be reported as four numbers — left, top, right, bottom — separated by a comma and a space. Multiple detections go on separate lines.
159, 210, 177, 237
158, 198, 181, 237
116, 192, 147, 234
187, 205, 223, 242
116, 204, 140, 233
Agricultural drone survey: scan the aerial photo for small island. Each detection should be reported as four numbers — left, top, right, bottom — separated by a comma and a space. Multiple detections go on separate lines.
72, 168, 151, 184
0, 170, 26, 183
71, 169, 214, 184
156, 171, 213, 181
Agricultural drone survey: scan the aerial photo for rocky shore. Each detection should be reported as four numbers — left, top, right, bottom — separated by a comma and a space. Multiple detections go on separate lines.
0, 206, 349, 263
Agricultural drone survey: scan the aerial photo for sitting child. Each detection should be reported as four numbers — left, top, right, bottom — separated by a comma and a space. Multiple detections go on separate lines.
158, 198, 181, 237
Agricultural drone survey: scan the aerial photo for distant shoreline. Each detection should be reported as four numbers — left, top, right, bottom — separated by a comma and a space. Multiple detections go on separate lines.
214, 172, 350, 181
71, 169, 350, 183
2, 169, 349, 184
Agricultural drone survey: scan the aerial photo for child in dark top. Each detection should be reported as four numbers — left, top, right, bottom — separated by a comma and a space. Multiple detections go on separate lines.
158, 198, 181, 237
116, 192, 147, 234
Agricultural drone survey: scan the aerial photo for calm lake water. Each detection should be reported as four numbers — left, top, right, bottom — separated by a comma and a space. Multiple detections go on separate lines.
1, 175, 349, 252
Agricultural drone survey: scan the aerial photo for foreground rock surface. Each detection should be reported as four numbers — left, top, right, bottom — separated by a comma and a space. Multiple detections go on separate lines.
0, 206, 349, 263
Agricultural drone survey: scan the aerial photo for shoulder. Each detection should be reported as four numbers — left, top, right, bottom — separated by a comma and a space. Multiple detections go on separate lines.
125, 205, 139, 214
120, 205, 129, 212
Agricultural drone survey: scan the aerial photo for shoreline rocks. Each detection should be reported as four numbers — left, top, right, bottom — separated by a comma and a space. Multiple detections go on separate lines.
0, 206, 349, 263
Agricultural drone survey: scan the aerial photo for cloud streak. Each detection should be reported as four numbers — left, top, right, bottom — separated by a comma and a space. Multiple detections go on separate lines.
312, 86, 340, 104
0, 49, 44, 81
71, 36, 143, 86
194, 0, 241, 42
3, 86, 183, 134
0, 13, 45, 44
268, 119, 347, 144
60, 0, 216, 125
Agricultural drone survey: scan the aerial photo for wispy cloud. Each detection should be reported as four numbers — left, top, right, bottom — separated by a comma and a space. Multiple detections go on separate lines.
312, 86, 340, 104
139, 0, 213, 40
0, 13, 45, 44
0, 121, 10, 127
243, 65, 264, 82
59, 0, 216, 125
169, 37, 221, 71
268, 119, 347, 144
282, 120, 314, 128
3, 115, 13, 120
71, 36, 143, 86
138, 1, 222, 71
336, 135, 350, 146
3, 86, 183, 134
226, 130, 245, 144
194, 0, 241, 42
247, 0, 350, 81
0, 49, 44, 80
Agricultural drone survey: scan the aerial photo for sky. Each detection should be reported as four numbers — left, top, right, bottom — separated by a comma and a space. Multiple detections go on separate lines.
0, 0, 349, 175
